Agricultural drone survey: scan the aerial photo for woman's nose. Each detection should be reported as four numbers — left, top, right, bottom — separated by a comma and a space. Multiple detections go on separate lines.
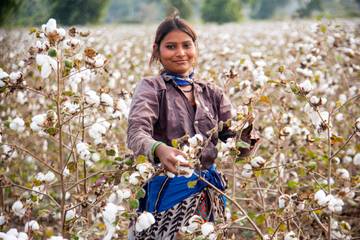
176, 47, 185, 57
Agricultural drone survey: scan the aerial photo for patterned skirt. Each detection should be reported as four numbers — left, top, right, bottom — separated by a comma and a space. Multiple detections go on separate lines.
128, 188, 226, 240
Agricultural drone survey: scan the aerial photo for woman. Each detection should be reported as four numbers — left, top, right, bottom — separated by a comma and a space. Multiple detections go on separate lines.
127, 15, 259, 239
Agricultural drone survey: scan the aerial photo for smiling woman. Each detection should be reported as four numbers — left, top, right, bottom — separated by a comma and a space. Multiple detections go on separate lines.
127, 14, 259, 240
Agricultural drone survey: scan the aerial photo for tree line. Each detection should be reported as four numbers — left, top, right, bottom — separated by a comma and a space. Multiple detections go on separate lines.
1, 0, 360, 27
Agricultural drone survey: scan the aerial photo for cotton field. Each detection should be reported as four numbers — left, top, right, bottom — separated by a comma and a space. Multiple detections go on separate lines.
0, 18, 359, 239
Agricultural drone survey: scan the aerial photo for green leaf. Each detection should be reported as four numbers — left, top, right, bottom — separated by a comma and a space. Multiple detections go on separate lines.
124, 158, 134, 166
63, 91, 75, 97
320, 24, 327, 33
106, 149, 116, 156
187, 180, 198, 188
236, 140, 250, 149
129, 199, 139, 209
64, 59, 73, 68
45, 127, 58, 136
48, 48, 57, 57
255, 214, 266, 225
267, 227, 275, 235
279, 223, 287, 231
136, 188, 146, 199
67, 161, 77, 172
287, 180, 299, 189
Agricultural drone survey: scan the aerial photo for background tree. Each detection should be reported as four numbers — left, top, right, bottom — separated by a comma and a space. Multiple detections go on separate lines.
51, 0, 111, 25
201, 0, 242, 23
0, 0, 22, 26
295, 0, 323, 18
249, 0, 289, 19
162, 0, 194, 20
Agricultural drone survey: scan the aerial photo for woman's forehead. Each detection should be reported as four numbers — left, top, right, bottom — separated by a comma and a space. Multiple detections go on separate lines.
161, 30, 193, 43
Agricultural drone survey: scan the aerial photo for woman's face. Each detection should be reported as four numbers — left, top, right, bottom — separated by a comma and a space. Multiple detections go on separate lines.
158, 30, 197, 76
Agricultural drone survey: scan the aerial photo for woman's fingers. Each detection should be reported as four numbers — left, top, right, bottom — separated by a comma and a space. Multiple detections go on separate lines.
162, 158, 178, 174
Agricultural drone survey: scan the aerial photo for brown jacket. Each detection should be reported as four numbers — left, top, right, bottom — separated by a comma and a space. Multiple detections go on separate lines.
127, 75, 259, 169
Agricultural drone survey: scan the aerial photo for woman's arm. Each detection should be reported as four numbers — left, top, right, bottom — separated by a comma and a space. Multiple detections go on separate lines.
127, 78, 161, 163
127, 78, 191, 173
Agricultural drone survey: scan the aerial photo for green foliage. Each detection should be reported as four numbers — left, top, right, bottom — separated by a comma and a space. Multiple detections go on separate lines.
201, 0, 242, 23
295, 0, 323, 18
249, 0, 288, 19
51, 0, 111, 25
0, 0, 22, 26
163, 0, 193, 19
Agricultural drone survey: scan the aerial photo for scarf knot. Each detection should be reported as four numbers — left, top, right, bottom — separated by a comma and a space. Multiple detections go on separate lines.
162, 70, 194, 86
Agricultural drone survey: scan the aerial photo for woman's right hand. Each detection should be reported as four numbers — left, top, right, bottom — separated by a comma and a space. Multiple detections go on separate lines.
154, 144, 192, 174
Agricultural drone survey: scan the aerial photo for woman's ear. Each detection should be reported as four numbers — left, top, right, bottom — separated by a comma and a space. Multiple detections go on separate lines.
153, 43, 159, 56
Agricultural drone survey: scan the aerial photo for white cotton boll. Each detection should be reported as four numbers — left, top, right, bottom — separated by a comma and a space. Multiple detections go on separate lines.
284, 231, 298, 240
9, 71, 22, 83
44, 171, 56, 182
175, 155, 188, 164
356, 117, 360, 131
0, 68, 9, 79
0, 79, 5, 88
353, 153, 360, 166
18, 232, 29, 240
24, 220, 40, 232
338, 94, 347, 105
136, 163, 153, 179
129, 172, 140, 185
336, 168, 350, 180
57, 28, 65, 38
65, 209, 76, 221
44, 18, 57, 33
201, 222, 214, 236
314, 190, 328, 206
263, 126, 274, 140
328, 196, 344, 213
0, 214, 5, 225
241, 164, 253, 178
63, 101, 79, 114
335, 113, 344, 122
299, 79, 313, 93
9, 117, 25, 133
47, 236, 67, 240
100, 93, 113, 107
94, 54, 106, 67
250, 156, 266, 168
177, 166, 194, 178
85, 90, 100, 106
135, 211, 155, 232
30, 113, 46, 132
91, 152, 100, 162
278, 195, 286, 209
16, 91, 27, 105
310, 96, 320, 105
12, 200, 26, 218
342, 156, 352, 164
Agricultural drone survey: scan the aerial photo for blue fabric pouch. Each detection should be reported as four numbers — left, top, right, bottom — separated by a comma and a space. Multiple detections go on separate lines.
139, 164, 227, 213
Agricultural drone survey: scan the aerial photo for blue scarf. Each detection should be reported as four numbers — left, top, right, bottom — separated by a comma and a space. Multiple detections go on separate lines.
138, 164, 226, 213
161, 70, 194, 86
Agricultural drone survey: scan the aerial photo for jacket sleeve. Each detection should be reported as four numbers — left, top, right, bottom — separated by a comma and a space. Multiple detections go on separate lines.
217, 91, 260, 158
127, 78, 160, 163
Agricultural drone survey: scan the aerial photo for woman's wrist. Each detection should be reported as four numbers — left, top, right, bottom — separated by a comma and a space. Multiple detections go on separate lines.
151, 141, 164, 159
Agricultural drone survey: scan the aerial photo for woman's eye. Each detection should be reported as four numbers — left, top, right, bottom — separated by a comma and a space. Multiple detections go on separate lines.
183, 43, 192, 49
166, 45, 175, 49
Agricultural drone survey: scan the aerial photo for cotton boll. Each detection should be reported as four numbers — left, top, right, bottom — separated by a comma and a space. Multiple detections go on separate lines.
263, 126, 274, 140
241, 164, 253, 178
9, 117, 25, 132
299, 79, 313, 93
250, 156, 266, 168
314, 190, 328, 206
129, 172, 140, 185
24, 220, 40, 232
65, 209, 76, 221
336, 168, 350, 180
342, 156, 352, 164
284, 231, 298, 240
201, 222, 214, 236
135, 211, 155, 232
328, 196, 344, 213
353, 153, 360, 165
12, 200, 26, 218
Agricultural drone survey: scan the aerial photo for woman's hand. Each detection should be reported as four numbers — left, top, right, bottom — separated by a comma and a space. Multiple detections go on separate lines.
155, 144, 192, 174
